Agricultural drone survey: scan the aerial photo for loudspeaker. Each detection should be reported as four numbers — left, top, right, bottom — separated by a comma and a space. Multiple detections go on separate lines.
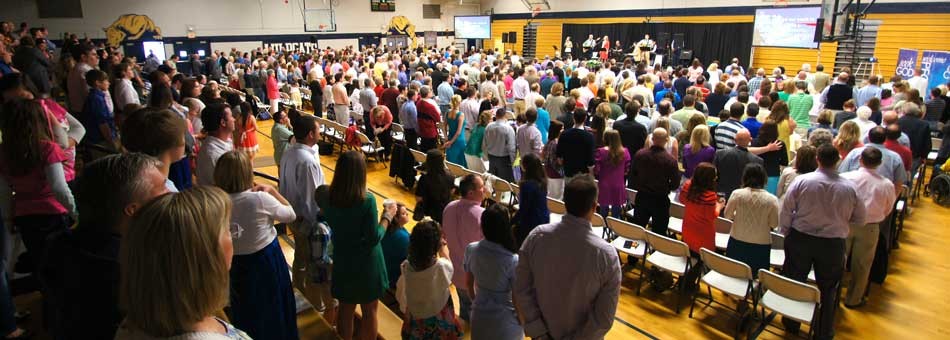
502, 32, 509, 43
509, 31, 517, 44
680, 49, 693, 60
814, 18, 824, 42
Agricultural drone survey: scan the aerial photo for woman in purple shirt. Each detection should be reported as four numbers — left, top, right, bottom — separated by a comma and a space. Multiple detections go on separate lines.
594, 130, 630, 218
682, 125, 715, 178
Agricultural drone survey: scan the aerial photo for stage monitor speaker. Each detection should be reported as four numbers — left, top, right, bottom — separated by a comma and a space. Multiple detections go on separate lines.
814, 18, 825, 42
680, 49, 693, 61
502, 32, 509, 43
509, 31, 517, 44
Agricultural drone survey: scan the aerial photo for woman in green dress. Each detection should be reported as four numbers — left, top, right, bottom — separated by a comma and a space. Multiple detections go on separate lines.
463, 110, 491, 173
444, 95, 467, 166
319, 151, 397, 340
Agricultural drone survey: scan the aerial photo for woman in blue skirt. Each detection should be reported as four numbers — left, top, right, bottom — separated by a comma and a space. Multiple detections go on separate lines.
723, 163, 779, 276
214, 151, 299, 340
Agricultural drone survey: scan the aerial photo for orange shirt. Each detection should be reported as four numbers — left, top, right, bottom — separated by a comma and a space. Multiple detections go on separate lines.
679, 180, 720, 254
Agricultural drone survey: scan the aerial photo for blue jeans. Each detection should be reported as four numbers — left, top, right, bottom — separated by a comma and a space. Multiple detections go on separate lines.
0, 218, 17, 335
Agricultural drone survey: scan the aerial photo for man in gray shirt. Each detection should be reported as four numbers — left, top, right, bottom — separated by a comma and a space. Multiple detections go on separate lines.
482, 108, 516, 182
516, 175, 621, 340
359, 78, 378, 139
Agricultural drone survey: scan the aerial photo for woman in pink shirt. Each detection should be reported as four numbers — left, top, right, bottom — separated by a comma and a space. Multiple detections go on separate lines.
0, 100, 76, 307
265, 69, 280, 114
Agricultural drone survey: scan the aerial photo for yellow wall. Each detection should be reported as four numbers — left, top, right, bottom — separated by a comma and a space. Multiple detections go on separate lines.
752, 43, 839, 74
867, 13, 950, 77
491, 13, 949, 79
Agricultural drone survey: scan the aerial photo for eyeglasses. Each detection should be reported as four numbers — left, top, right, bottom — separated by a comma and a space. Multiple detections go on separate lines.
229, 223, 244, 239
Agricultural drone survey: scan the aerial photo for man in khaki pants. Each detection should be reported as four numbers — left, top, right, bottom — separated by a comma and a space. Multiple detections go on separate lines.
841, 147, 897, 308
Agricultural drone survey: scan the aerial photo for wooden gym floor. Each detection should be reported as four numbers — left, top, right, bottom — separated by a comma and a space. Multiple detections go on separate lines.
13, 117, 949, 339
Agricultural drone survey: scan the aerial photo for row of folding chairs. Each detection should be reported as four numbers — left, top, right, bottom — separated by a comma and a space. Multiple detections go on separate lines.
314, 116, 387, 166
606, 217, 822, 339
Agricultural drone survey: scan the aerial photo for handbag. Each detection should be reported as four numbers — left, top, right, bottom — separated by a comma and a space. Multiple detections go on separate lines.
412, 201, 426, 221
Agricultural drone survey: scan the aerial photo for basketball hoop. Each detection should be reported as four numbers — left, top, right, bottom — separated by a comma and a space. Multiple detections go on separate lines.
774, 0, 789, 7
531, 6, 541, 18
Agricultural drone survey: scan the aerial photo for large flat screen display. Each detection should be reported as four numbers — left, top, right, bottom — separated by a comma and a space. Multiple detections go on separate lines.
454, 16, 491, 39
753, 6, 821, 49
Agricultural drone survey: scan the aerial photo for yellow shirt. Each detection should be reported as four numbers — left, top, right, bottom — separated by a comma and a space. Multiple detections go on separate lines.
776, 119, 793, 159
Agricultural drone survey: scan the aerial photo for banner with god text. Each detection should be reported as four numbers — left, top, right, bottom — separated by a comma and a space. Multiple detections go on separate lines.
922, 51, 950, 100
895, 48, 918, 78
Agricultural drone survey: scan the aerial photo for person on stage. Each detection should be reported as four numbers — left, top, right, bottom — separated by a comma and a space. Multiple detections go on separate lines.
582, 34, 596, 61
600, 35, 610, 62
637, 34, 656, 66
564, 36, 573, 60
612, 40, 624, 60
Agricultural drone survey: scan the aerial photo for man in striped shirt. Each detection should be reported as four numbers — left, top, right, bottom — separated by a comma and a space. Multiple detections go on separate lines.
714, 102, 748, 149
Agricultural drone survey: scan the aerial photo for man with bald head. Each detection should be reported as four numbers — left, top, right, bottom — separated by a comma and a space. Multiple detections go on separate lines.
866, 111, 911, 147
630, 128, 681, 234
714, 129, 764, 200
821, 72, 853, 111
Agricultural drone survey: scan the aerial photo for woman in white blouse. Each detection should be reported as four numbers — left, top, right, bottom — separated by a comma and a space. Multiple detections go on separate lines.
396, 220, 462, 338
213, 151, 299, 340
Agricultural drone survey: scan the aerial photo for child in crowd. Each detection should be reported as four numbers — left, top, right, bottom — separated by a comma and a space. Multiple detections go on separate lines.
81, 69, 118, 160
310, 185, 338, 325
396, 220, 462, 339
380, 202, 410, 290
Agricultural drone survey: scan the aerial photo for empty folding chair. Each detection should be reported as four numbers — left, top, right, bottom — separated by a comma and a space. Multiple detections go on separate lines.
547, 198, 566, 224
490, 177, 517, 208
590, 213, 608, 239
715, 217, 732, 251
668, 201, 686, 235
357, 131, 387, 166
755, 269, 821, 339
769, 232, 785, 270
639, 231, 693, 312
607, 217, 648, 272
624, 188, 638, 219
391, 123, 405, 142
691, 249, 756, 336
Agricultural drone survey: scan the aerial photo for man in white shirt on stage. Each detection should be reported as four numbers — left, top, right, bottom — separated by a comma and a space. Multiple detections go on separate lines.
636, 34, 656, 66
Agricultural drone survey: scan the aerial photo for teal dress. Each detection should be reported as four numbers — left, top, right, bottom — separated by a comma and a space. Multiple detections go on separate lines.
321, 192, 388, 304
465, 125, 486, 158
446, 111, 467, 166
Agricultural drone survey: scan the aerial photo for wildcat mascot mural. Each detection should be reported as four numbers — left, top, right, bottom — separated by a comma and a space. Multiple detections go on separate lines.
104, 14, 162, 47
388, 15, 418, 49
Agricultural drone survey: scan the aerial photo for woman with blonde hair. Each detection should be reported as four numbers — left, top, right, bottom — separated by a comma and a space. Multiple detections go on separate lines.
214, 151, 298, 340
444, 94, 467, 166
592, 102, 611, 147
779, 78, 796, 102
834, 120, 863, 159
116, 186, 251, 339
683, 125, 715, 178
707, 62, 722, 87
594, 130, 630, 218
676, 114, 707, 155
